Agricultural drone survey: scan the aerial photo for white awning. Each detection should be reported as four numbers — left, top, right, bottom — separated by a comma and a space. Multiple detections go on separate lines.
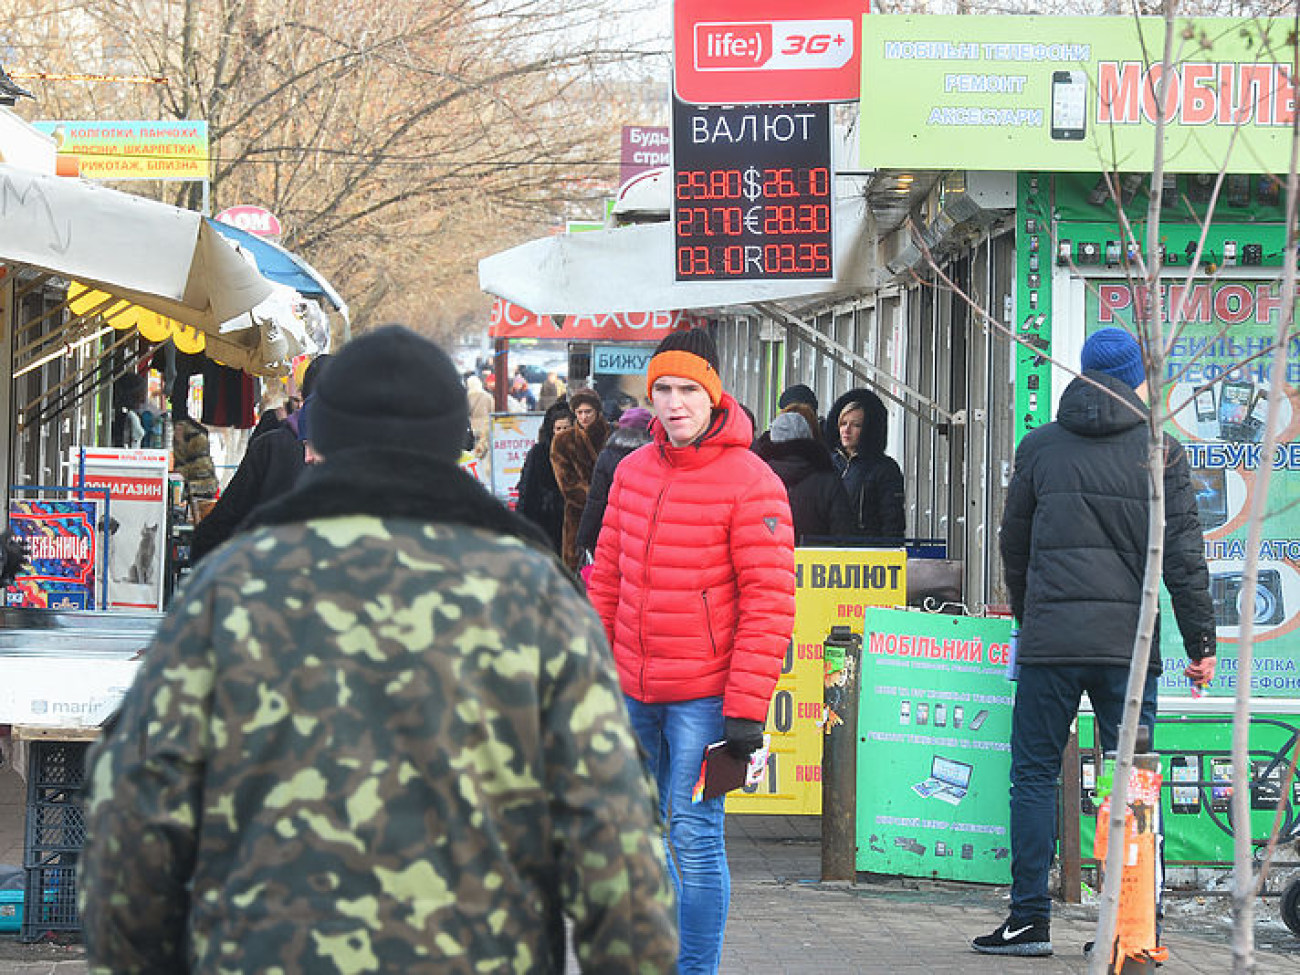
0, 163, 272, 332
478, 194, 876, 316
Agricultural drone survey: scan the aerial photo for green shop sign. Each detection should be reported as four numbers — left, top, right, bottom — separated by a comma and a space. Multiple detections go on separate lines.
860, 15, 1300, 173
1078, 712, 1300, 865
856, 609, 1015, 883
1085, 280, 1300, 700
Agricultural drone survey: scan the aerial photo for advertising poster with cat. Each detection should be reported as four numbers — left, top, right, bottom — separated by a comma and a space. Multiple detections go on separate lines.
68, 447, 169, 611
5, 498, 101, 610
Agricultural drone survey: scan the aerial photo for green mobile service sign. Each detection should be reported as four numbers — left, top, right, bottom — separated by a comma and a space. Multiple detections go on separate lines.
860, 15, 1300, 173
856, 609, 1015, 883
1086, 280, 1300, 701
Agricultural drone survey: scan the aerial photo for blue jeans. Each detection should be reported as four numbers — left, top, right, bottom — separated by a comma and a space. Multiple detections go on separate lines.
624, 695, 728, 975
1009, 664, 1158, 921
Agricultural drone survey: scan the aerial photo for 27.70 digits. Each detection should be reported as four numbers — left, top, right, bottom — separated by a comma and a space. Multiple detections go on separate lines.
676, 204, 831, 237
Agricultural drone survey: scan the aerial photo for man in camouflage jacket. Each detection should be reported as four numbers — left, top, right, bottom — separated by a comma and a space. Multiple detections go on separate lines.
80, 326, 677, 974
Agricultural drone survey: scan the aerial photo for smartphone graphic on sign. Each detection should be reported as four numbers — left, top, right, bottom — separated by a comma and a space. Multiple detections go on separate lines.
1219, 379, 1254, 440
1171, 755, 1200, 814
1210, 757, 1232, 812
1051, 71, 1087, 141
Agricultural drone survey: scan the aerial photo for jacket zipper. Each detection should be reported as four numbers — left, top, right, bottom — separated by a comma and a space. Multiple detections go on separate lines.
702, 589, 718, 655
639, 484, 668, 698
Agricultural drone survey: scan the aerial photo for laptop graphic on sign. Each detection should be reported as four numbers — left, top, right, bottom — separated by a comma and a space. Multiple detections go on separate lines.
912, 755, 974, 806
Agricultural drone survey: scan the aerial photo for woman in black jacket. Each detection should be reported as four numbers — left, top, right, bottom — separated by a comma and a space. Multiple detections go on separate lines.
575, 407, 654, 559
515, 400, 573, 554
826, 388, 905, 539
754, 410, 856, 544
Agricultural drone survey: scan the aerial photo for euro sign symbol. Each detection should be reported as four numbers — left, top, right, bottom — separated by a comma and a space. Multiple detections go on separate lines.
743, 166, 763, 202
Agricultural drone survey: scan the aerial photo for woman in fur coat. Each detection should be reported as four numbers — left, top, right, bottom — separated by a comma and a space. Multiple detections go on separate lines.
549, 388, 609, 570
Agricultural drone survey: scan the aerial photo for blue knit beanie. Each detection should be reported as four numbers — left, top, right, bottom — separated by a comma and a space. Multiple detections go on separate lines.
1081, 328, 1145, 389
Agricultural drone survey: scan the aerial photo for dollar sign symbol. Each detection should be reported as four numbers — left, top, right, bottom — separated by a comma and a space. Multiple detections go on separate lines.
743, 167, 763, 202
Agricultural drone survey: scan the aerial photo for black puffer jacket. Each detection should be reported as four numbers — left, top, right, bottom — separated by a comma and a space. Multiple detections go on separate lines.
753, 432, 856, 543
999, 371, 1215, 672
575, 424, 653, 556
826, 389, 905, 539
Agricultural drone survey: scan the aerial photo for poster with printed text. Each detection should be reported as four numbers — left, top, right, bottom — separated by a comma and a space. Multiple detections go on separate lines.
1087, 281, 1300, 700
728, 548, 906, 815
856, 609, 1015, 883
5, 499, 100, 610
489, 413, 544, 507
68, 447, 169, 612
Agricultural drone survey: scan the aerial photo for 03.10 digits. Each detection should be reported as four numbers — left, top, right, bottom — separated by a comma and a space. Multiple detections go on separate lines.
676, 166, 831, 201
676, 203, 831, 237
677, 241, 831, 277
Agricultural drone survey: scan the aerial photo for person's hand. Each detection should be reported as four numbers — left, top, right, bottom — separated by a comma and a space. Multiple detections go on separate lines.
723, 717, 765, 760
1184, 656, 1216, 687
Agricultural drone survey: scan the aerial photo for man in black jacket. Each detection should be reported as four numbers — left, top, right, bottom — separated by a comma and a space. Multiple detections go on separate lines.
974, 327, 1216, 957
190, 356, 329, 562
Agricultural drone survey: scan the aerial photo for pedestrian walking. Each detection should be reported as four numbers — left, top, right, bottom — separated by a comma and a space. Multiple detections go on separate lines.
516, 399, 574, 555
172, 412, 220, 508
537, 371, 566, 412
190, 355, 330, 562
587, 328, 796, 975
550, 388, 609, 571
777, 382, 819, 417
973, 327, 1216, 957
826, 388, 905, 539
465, 373, 493, 458
574, 405, 653, 562
754, 410, 856, 543
508, 374, 536, 413
80, 325, 677, 974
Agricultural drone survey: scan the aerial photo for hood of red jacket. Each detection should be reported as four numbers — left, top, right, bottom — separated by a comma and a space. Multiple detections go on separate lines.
650, 391, 752, 467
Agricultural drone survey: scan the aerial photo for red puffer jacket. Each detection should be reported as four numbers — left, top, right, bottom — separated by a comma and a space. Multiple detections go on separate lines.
587, 393, 796, 722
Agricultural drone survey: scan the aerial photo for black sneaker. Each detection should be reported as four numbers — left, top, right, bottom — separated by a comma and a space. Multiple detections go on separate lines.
972, 917, 1053, 956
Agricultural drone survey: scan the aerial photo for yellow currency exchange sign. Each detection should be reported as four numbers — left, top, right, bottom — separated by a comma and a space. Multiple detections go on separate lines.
728, 547, 906, 815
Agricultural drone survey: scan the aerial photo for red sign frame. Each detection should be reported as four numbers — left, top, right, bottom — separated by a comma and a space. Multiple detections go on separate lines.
674, 0, 867, 105
488, 299, 703, 341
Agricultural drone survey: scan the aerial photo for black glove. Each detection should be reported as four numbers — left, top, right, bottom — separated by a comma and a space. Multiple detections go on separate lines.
0, 531, 28, 586
723, 717, 765, 760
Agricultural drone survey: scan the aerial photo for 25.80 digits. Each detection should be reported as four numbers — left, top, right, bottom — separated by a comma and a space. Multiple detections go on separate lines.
677, 242, 831, 277
676, 204, 831, 237
676, 166, 831, 201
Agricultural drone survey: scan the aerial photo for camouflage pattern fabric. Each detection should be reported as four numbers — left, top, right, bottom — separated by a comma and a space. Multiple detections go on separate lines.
79, 514, 677, 974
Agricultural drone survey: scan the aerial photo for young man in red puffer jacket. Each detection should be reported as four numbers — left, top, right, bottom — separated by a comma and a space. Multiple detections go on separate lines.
587, 327, 796, 975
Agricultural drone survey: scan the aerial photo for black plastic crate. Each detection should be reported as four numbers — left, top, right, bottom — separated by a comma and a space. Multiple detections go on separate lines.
24, 801, 87, 860
19, 858, 79, 942
27, 741, 88, 790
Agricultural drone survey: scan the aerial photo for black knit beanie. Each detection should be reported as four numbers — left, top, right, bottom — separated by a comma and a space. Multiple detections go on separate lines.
310, 325, 468, 461
652, 327, 720, 369
778, 383, 818, 413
